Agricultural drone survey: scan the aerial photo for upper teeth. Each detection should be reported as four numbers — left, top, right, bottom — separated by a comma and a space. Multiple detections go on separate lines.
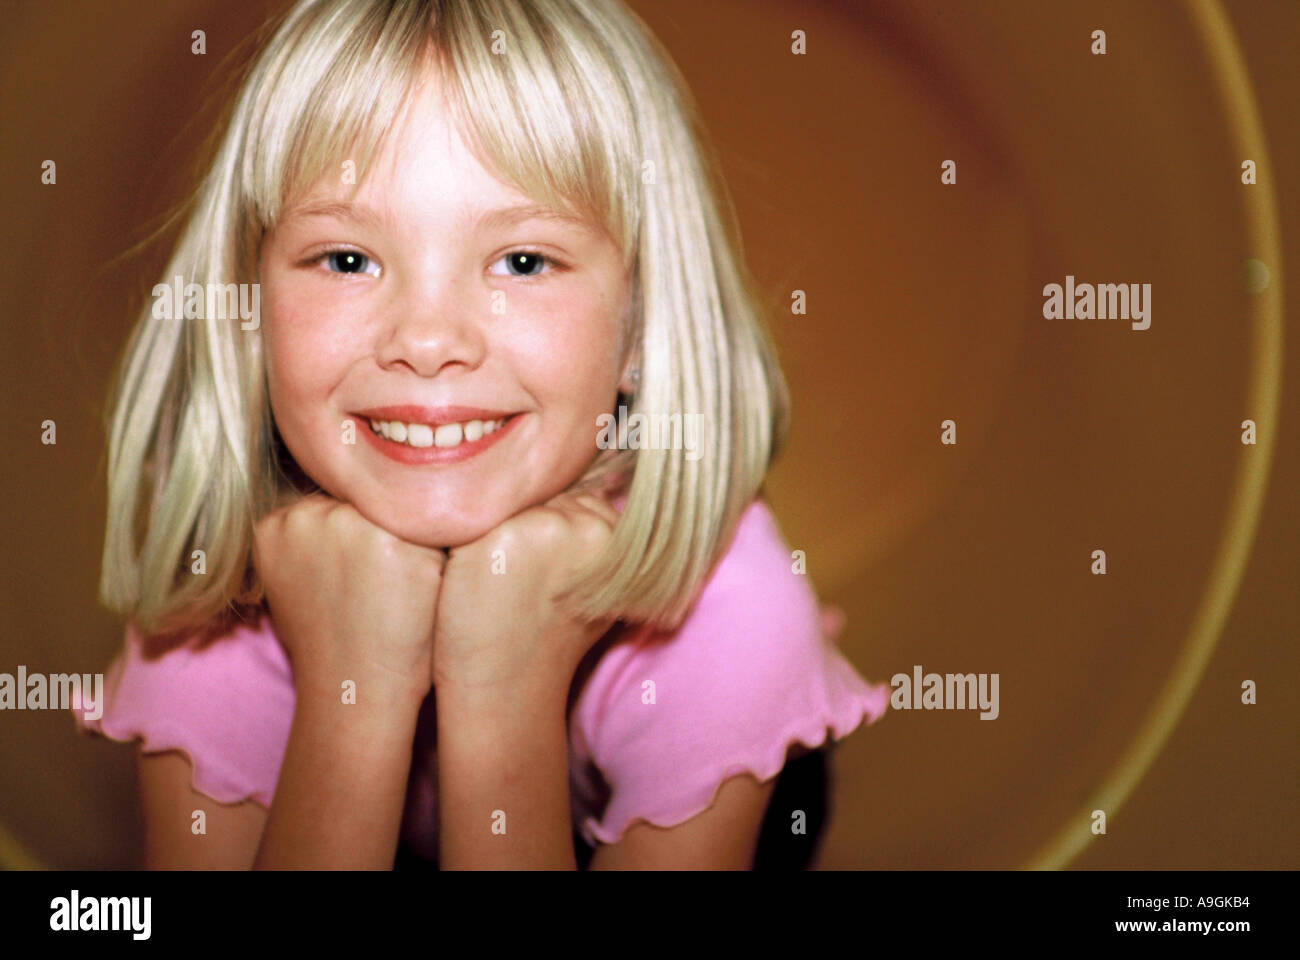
369, 417, 506, 448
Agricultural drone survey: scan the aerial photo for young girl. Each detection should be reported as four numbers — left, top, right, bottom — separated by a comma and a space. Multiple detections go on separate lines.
74, 0, 890, 869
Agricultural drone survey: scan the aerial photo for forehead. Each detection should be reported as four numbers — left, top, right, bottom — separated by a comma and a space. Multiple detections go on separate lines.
307, 77, 509, 211
282, 72, 596, 236
372, 74, 488, 188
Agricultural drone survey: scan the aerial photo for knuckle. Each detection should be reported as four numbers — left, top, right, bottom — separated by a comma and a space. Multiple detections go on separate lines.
535, 507, 568, 538
575, 515, 610, 550
322, 501, 352, 528
487, 525, 521, 554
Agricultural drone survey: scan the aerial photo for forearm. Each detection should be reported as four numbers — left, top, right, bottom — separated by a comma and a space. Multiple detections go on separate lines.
436, 672, 576, 870
254, 671, 424, 869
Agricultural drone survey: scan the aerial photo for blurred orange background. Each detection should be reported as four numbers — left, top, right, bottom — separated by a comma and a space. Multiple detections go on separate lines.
0, 0, 1295, 868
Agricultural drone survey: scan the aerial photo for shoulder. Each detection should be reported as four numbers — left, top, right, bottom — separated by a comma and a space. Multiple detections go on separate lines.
692, 496, 821, 637
571, 497, 890, 846
579, 498, 822, 722
73, 611, 295, 807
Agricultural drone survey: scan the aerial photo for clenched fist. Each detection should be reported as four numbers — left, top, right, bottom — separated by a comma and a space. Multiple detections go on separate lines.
432, 489, 620, 693
252, 493, 446, 703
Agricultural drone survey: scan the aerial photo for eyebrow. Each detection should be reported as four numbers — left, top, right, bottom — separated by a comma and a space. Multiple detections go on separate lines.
280, 200, 389, 230
280, 199, 596, 235
472, 203, 595, 235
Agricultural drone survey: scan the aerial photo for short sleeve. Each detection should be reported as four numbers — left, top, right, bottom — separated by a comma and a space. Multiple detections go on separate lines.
71, 614, 295, 808
572, 499, 891, 847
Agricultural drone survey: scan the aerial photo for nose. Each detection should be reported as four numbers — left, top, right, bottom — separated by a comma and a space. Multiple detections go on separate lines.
374, 268, 488, 377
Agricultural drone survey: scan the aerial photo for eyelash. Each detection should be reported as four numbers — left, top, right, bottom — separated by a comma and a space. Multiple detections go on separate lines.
307, 248, 565, 279
490, 249, 564, 279
310, 249, 380, 278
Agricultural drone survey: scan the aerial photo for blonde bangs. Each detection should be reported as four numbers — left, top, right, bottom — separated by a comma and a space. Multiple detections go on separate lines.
434, 0, 643, 263
240, 0, 642, 264
239, 0, 432, 228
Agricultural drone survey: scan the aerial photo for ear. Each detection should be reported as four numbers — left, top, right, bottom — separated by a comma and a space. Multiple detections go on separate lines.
617, 352, 641, 395
615, 279, 640, 395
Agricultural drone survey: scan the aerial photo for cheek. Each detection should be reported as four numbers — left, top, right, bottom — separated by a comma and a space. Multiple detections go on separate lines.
263, 286, 353, 406
513, 288, 621, 401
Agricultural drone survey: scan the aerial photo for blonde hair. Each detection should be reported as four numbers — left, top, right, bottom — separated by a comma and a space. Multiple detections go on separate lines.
101, 0, 789, 639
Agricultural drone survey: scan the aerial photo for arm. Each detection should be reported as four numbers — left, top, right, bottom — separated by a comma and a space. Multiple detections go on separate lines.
137, 670, 425, 870
137, 751, 268, 869
253, 671, 424, 869
435, 670, 779, 870
436, 673, 576, 870
431, 490, 623, 870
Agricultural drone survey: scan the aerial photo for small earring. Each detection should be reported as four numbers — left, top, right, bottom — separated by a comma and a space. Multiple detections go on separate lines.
629, 367, 640, 385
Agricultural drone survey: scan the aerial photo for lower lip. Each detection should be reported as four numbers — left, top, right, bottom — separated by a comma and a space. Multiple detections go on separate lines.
353, 414, 522, 465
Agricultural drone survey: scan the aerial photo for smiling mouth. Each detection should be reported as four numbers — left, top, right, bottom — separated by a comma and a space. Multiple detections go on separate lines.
366, 414, 514, 450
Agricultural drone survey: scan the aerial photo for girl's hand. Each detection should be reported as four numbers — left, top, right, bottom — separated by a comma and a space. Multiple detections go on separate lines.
253, 492, 446, 704
432, 489, 619, 693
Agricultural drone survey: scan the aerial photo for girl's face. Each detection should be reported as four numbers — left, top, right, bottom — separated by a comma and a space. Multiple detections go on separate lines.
259, 70, 630, 548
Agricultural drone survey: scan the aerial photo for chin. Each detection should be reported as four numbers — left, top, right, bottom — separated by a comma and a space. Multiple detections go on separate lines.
370, 505, 510, 550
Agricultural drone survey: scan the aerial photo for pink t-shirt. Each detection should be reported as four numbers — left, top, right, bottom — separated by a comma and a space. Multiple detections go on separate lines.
72, 498, 890, 858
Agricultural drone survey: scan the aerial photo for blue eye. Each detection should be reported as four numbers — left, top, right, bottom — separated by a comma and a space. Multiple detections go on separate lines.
490, 251, 555, 278
317, 250, 379, 276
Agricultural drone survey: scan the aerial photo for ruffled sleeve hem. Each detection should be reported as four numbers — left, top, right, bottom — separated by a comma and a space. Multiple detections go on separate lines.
74, 708, 274, 809
579, 679, 891, 847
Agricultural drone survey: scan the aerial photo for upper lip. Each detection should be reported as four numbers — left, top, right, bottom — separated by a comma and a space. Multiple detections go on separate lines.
353, 405, 516, 427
